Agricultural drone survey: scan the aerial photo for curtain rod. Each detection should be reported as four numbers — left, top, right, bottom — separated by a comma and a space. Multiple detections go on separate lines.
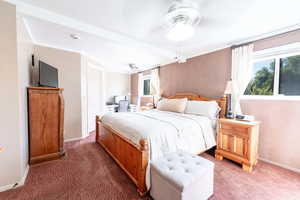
231, 27, 300, 49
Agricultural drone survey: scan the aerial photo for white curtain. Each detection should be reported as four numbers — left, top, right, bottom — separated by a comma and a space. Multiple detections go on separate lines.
150, 68, 160, 105
231, 44, 254, 115
137, 73, 143, 107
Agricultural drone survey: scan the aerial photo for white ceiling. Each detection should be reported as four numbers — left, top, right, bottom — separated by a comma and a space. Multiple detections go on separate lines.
9, 0, 300, 73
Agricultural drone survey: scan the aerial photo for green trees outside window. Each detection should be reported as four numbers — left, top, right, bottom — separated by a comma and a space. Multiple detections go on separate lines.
244, 54, 300, 96
279, 55, 300, 95
245, 59, 275, 95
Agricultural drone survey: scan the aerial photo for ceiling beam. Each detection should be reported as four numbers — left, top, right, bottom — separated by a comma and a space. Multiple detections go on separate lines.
6, 0, 177, 59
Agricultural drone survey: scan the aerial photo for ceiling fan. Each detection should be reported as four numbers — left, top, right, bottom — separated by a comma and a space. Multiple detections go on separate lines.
164, 0, 202, 42
128, 1, 201, 69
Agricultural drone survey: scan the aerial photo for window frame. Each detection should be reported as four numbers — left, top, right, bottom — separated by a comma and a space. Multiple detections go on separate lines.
141, 75, 152, 97
242, 43, 300, 100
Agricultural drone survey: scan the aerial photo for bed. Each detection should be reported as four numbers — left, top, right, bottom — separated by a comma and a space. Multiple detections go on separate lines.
95, 93, 227, 195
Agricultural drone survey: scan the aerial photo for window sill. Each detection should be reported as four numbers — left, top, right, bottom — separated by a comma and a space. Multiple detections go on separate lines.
241, 95, 300, 101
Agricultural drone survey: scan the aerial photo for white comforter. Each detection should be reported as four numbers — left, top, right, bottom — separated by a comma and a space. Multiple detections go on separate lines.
101, 109, 217, 189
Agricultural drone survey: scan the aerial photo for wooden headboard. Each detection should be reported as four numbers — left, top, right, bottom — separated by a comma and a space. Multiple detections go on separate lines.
165, 93, 227, 118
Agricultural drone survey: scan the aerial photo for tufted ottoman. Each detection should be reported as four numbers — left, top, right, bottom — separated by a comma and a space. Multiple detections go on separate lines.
150, 151, 214, 200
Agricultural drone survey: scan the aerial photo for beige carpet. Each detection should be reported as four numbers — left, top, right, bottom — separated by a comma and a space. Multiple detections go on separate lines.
1, 133, 300, 200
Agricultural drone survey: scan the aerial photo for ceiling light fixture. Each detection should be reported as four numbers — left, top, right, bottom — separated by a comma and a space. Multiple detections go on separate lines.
129, 63, 138, 71
165, 0, 202, 41
70, 34, 80, 40
166, 20, 195, 41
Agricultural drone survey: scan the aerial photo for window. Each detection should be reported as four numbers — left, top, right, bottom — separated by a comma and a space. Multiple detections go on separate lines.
140, 74, 151, 96
143, 78, 151, 96
244, 59, 275, 95
244, 46, 300, 97
279, 55, 300, 95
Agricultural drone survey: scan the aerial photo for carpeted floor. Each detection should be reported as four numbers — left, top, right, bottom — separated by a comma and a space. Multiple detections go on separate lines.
1, 133, 300, 200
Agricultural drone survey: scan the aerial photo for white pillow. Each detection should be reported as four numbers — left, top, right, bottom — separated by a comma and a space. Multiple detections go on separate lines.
184, 100, 220, 119
157, 98, 188, 113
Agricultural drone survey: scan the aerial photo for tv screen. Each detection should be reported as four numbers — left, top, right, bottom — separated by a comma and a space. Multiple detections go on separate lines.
39, 61, 58, 88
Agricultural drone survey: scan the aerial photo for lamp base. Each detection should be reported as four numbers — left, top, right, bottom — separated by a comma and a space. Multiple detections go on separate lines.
226, 94, 234, 119
226, 111, 234, 119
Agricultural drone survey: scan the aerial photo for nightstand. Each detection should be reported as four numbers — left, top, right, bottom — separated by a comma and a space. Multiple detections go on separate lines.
215, 118, 260, 172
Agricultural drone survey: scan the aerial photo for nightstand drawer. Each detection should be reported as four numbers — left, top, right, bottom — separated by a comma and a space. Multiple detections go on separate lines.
220, 124, 247, 134
220, 127, 248, 138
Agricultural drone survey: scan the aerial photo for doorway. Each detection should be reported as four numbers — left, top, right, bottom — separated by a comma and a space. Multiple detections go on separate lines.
87, 63, 105, 134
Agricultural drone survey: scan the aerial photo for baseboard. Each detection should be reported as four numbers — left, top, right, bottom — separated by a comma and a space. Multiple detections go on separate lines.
64, 131, 95, 143
259, 158, 300, 174
64, 135, 90, 143
18, 164, 29, 186
0, 164, 30, 193
64, 137, 82, 142
0, 183, 15, 193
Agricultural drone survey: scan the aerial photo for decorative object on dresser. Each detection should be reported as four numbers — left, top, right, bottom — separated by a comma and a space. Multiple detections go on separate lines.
96, 93, 227, 196
27, 87, 65, 164
215, 118, 260, 172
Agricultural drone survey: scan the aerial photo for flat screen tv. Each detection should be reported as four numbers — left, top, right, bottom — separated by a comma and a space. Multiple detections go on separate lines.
39, 61, 58, 88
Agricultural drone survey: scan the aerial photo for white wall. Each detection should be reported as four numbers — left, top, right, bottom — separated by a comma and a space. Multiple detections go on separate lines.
104, 72, 131, 103
16, 15, 34, 180
0, 2, 22, 188
0, 1, 33, 189
34, 45, 82, 140
80, 55, 89, 138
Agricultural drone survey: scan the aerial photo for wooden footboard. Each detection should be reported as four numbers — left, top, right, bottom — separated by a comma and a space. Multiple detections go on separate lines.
95, 116, 149, 196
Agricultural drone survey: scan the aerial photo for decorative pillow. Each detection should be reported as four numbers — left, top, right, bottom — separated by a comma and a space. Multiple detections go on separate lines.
157, 98, 188, 113
184, 100, 221, 119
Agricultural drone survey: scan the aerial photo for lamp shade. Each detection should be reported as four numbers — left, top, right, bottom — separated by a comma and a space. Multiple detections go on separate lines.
224, 81, 232, 94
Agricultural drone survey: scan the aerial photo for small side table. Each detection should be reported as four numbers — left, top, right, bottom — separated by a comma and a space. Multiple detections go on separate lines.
215, 118, 260, 172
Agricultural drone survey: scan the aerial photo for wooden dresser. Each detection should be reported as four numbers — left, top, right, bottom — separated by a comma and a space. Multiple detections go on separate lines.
215, 118, 260, 172
28, 87, 65, 164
